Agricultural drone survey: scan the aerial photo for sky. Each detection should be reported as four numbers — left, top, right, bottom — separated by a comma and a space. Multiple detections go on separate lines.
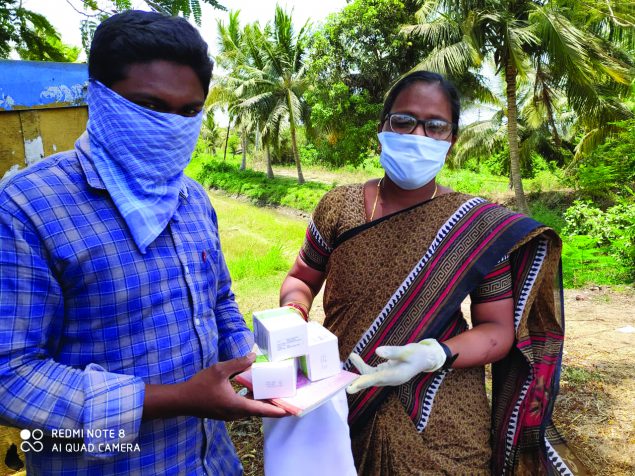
22, 0, 348, 58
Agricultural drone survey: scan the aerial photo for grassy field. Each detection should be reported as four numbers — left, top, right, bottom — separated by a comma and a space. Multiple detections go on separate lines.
208, 192, 307, 327
191, 152, 635, 289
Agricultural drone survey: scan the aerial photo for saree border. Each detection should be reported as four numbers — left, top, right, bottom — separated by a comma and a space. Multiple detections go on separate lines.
342, 197, 487, 359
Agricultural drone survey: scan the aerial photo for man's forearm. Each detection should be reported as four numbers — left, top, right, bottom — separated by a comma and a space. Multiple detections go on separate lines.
142, 382, 189, 420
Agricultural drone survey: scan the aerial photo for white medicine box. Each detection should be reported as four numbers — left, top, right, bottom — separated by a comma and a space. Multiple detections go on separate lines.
253, 307, 308, 362
251, 355, 297, 400
299, 321, 340, 381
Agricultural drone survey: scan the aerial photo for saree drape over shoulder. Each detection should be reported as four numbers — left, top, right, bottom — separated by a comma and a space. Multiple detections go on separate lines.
300, 185, 583, 475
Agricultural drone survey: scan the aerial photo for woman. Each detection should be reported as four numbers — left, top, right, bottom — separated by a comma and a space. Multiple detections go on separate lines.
280, 71, 582, 474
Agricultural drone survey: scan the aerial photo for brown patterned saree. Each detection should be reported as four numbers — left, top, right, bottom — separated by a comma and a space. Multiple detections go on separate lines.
301, 186, 583, 475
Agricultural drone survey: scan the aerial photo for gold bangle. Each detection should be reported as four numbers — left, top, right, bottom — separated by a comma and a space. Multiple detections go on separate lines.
284, 302, 309, 321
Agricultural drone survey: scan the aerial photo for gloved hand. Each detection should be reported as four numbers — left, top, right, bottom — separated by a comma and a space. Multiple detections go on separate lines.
346, 339, 447, 394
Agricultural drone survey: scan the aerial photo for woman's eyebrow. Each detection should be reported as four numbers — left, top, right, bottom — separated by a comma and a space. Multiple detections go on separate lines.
392, 110, 452, 121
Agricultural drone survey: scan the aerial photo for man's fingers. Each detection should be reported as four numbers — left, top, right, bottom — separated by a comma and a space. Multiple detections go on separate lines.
348, 353, 376, 375
216, 352, 256, 378
238, 398, 290, 418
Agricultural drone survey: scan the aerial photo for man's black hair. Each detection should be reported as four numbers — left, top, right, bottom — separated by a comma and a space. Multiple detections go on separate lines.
88, 10, 213, 93
381, 71, 461, 135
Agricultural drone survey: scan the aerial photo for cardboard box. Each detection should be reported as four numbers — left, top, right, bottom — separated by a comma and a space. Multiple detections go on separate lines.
299, 322, 341, 381
251, 354, 298, 400
253, 307, 308, 362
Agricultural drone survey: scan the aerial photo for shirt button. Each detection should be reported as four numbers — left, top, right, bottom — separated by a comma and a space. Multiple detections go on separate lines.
195, 318, 201, 326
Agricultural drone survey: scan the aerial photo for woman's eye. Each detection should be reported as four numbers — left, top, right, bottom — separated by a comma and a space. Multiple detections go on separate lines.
427, 120, 450, 132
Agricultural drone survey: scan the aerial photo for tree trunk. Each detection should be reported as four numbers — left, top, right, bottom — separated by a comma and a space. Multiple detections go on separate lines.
240, 132, 247, 170
537, 62, 562, 149
505, 63, 530, 214
266, 143, 274, 179
545, 99, 562, 149
287, 92, 305, 184
223, 121, 231, 162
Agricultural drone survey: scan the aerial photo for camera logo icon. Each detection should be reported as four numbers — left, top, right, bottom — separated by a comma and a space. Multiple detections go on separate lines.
20, 429, 44, 453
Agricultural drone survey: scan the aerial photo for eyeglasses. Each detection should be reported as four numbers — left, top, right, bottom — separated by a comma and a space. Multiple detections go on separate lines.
384, 113, 456, 140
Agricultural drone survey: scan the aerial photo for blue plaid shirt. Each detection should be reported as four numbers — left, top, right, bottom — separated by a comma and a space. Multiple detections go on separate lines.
0, 134, 253, 475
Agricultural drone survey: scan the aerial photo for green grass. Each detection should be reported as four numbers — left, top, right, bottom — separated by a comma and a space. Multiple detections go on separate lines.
191, 151, 531, 209
204, 191, 307, 327
190, 154, 332, 213
529, 200, 568, 233
561, 366, 603, 386
437, 168, 510, 197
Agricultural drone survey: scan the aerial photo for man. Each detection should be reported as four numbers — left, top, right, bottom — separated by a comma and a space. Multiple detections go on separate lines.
0, 10, 285, 475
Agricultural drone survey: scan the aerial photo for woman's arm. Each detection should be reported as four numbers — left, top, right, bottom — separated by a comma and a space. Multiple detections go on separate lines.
442, 298, 516, 368
279, 256, 326, 316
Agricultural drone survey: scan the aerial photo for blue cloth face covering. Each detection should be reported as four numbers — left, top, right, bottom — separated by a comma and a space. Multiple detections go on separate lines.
86, 80, 203, 253
378, 131, 451, 190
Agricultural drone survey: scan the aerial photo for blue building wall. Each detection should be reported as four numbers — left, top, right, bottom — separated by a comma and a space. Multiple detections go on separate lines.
0, 60, 88, 111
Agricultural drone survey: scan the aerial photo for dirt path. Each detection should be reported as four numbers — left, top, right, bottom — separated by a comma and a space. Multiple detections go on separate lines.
554, 287, 635, 474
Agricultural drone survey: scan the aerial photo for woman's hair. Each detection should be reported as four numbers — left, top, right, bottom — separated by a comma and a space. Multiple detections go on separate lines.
381, 71, 461, 134
88, 10, 213, 94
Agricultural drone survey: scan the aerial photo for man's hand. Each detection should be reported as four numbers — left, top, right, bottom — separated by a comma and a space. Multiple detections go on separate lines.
143, 353, 289, 420
346, 339, 447, 394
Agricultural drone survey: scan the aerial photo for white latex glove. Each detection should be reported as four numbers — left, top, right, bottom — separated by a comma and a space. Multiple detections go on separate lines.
346, 339, 447, 394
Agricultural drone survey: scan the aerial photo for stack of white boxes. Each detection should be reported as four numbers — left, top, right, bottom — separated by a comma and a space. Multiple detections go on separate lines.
251, 307, 341, 400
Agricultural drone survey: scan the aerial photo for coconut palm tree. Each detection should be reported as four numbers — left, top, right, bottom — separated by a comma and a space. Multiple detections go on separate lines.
212, 8, 313, 183
200, 110, 221, 155
209, 12, 254, 165
233, 7, 312, 184
406, 0, 634, 213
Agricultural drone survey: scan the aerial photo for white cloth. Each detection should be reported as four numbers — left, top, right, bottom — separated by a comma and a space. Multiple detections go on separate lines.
263, 389, 356, 476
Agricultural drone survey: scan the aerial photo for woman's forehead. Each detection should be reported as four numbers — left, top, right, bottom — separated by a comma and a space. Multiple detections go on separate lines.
390, 82, 452, 117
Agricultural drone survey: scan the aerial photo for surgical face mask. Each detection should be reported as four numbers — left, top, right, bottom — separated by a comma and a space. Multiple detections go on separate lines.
378, 131, 451, 190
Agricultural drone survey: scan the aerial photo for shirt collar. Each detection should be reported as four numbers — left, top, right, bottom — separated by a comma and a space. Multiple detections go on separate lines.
76, 132, 106, 190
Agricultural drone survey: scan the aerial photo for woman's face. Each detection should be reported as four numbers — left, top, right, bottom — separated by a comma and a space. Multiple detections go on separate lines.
381, 82, 454, 142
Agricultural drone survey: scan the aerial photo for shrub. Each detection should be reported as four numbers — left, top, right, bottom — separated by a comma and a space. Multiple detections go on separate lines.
563, 200, 635, 246
566, 119, 635, 198
561, 235, 630, 287
195, 158, 333, 213
561, 200, 635, 285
